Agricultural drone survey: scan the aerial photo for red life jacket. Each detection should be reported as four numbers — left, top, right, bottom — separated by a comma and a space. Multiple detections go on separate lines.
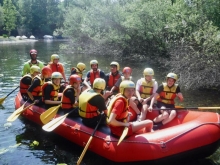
48, 62, 63, 73
107, 72, 121, 91
157, 83, 178, 104
20, 74, 32, 94
89, 69, 100, 86
61, 86, 77, 109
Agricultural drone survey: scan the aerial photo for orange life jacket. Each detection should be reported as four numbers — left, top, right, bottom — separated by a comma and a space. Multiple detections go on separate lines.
89, 69, 100, 86
42, 82, 60, 101
48, 62, 63, 73
139, 78, 155, 99
157, 83, 178, 104
31, 75, 44, 96
61, 85, 77, 109
107, 72, 121, 91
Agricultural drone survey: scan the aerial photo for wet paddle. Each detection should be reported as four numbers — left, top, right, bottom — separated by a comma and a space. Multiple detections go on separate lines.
40, 105, 61, 124
77, 113, 104, 165
42, 109, 77, 132
0, 86, 19, 105
7, 102, 35, 122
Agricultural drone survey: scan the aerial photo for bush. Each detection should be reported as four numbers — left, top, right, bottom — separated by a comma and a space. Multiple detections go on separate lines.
3, 34, 8, 38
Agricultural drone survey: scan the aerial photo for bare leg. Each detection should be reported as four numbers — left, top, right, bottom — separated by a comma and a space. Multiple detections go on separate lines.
139, 104, 149, 121
131, 120, 153, 133
161, 110, 176, 125
153, 110, 169, 123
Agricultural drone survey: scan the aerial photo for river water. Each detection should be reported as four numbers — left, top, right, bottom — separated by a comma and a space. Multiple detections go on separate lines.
0, 40, 219, 165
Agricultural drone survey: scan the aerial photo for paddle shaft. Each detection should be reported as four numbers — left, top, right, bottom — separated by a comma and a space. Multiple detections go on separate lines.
77, 114, 104, 165
152, 107, 220, 111
5, 86, 19, 98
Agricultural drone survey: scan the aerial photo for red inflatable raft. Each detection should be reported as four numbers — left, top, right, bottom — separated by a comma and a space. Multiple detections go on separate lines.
14, 92, 220, 164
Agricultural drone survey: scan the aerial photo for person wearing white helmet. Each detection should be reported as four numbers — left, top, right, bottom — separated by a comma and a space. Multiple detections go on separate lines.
107, 80, 153, 137
47, 54, 67, 82
42, 72, 63, 109
22, 49, 44, 76
148, 73, 184, 130
83, 60, 105, 90
105, 61, 122, 94
136, 68, 158, 121
20, 66, 41, 101
79, 78, 107, 127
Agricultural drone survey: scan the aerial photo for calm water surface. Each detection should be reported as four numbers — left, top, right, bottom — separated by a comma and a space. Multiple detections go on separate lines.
0, 40, 219, 165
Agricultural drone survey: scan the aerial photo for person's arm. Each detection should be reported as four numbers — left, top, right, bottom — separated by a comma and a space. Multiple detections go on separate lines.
60, 64, 67, 82
83, 72, 91, 89
176, 86, 184, 102
110, 78, 121, 93
135, 80, 143, 103
27, 78, 40, 101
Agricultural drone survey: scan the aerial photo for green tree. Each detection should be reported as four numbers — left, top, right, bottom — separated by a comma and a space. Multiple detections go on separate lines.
0, 6, 4, 27
3, 0, 17, 36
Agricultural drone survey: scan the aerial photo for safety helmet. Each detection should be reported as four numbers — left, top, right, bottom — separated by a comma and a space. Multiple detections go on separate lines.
93, 78, 106, 90
90, 60, 98, 66
29, 49, 37, 55
123, 67, 132, 74
166, 73, 178, 81
51, 72, 63, 79
69, 75, 81, 85
51, 54, 59, 62
77, 62, 86, 71
110, 61, 120, 71
119, 80, 135, 94
41, 66, 52, 77
30, 66, 40, 75
143, 68, 154, 76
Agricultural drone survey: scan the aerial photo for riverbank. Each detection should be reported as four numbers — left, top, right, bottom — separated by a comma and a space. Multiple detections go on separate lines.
0, 38, 38, 44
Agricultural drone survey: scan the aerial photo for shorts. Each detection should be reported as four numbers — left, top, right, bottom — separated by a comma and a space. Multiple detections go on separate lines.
157, 101, 175, 109
110, 123, 133, 137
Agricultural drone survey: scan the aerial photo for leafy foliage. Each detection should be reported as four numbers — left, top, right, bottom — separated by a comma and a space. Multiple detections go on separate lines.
3, 0, 17, 36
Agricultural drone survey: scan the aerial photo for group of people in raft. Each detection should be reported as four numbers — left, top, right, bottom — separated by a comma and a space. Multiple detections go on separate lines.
20, 49, 184, 138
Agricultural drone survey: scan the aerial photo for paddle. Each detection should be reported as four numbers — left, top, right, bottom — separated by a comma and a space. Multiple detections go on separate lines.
0, 86, 19, 105
152, 107, 220, 111
7, 102, 35, 122
40, 105, 61, 124
42, 109, 77, 132
117, 114, 130, 146
77, 113, 105, 165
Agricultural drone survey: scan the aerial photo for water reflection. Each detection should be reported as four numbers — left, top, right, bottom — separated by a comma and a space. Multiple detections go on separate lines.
0, 41, 219, 165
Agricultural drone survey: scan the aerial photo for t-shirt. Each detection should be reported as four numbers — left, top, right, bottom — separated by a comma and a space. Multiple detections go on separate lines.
22, 60, 44, 76
136, 79, 158, 94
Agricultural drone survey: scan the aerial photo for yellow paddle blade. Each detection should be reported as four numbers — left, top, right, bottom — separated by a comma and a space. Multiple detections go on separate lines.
7, 103, 26, 122
7, 102, 34, 122
42, 113, 69, 132
40, 105, 61, 125
117, 127, 129, 146
0, 97, 6, 105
